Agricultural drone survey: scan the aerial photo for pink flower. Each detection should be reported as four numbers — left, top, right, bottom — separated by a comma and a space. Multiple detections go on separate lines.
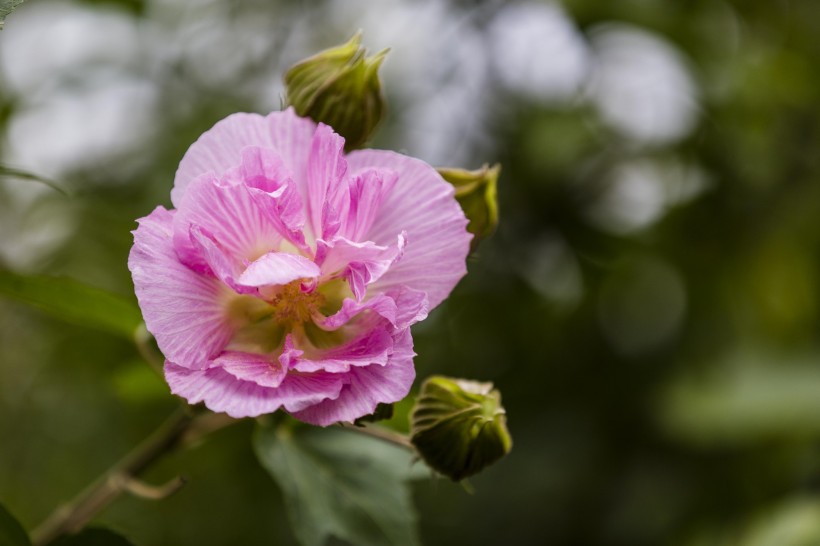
128, 108, 471, 425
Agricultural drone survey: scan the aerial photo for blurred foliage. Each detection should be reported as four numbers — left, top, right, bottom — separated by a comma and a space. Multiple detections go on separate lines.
2, 0, 820, 545
0, 0, 26, 29
0, 500, 30, 546
254, 419, 422, 546
0, 271, 141, 339
50, 528, 135, 546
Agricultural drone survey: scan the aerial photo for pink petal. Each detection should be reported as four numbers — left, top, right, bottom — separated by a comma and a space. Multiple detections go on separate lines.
172, 108, 316, 207
320, 288, 429, 331
278, 334, 304, 369
337, 168, 398, 242
165, 361, 344, 418
216, 351, 287, 388
293, 326, 393, 373
315, 234, 406, 300
345, 150, 472, 309
306, 124, 347, 240
239, 145, 292, 193
237, 251, 320, 287
173, 173, 284, 266
129, 207, 233, 369
187, 225, 256, 295
291, 328, 416, 426
240, 146, 309, 250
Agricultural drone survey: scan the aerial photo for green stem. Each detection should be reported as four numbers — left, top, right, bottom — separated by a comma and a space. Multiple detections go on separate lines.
31, 408, 236, 546
133, 323, 164, 376
338, 422, 414, 450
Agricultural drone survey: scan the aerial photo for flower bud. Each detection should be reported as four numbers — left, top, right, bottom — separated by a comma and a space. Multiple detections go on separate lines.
285, 32, 388, 150
437, 164, 500, 251
410, 375, 511, 481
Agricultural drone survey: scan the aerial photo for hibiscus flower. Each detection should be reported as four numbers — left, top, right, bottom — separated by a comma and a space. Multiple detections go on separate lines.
128, 108, 470, 426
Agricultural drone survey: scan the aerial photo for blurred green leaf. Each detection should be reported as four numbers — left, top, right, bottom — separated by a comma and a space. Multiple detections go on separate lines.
0, 165, 68, 196
50, 528, 136, 546
740, 498, 820, 546
112, 360, 168, 403
253, 420, 421, 546
0, 270, 142, 339
0, 501, 30, 546
689, 497, 820, 546
659, 350, 820, 445
0, 0, 26, 29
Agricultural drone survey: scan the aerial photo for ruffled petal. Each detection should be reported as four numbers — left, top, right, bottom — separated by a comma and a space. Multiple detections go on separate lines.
187, 225, 257, 295
129, 207, 233, 369
239, 145, 292, 193
238, 251, 320, 287
315, 233, 406, 300
278, 334, 304, 369
320, 287, 428, 331
291, 328, 416, 426
293, 326, 393, 373
345, 150, 472, 309
240, 146, 309, 250
172, 108, 316, 207
337, 167, 398, 242
306, 124, 347, 241
216, 351, 287, 388
165, 361, 344, 418
173, 173, 284, 266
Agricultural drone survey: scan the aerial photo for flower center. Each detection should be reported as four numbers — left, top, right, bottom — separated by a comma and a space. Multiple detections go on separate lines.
268, 281, 324, 327
223, 278, 352, 355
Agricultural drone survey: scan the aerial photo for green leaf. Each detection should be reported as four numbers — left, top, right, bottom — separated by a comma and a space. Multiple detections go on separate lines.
0, 165, 69, 196
112, 359, 168, 403
50, 528, 136, 546
0, 0, 26, 29
253, 420, 422, 546
0, 270, 142, 339
659, 349, 820, 446
0, 501, 31, 546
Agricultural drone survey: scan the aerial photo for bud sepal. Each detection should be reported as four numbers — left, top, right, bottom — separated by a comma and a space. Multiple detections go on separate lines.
437, 164, 500, 251
285, 32, 388, 150
410, 375, 512, 482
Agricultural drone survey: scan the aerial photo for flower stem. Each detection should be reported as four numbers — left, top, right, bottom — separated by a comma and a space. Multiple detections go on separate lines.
338, 422, 414, 450
134, 323, 164, 376
31, 408, 234, 546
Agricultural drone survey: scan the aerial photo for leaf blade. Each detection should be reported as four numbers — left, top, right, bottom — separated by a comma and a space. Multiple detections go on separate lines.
0, 0, 26, 29
0, 270, 142, 339
253, 421, 421, 546
50, 528, 136, 546
0, 500, 31, 546
0, 165, 69, 196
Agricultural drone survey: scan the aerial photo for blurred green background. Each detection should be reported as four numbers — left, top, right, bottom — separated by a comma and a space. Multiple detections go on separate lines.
3, 0, 820, 544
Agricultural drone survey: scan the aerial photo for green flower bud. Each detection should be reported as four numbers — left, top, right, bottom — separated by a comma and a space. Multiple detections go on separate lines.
285, 32, 388, 150
410, 375, 512, 482
437, 164, 500, 251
